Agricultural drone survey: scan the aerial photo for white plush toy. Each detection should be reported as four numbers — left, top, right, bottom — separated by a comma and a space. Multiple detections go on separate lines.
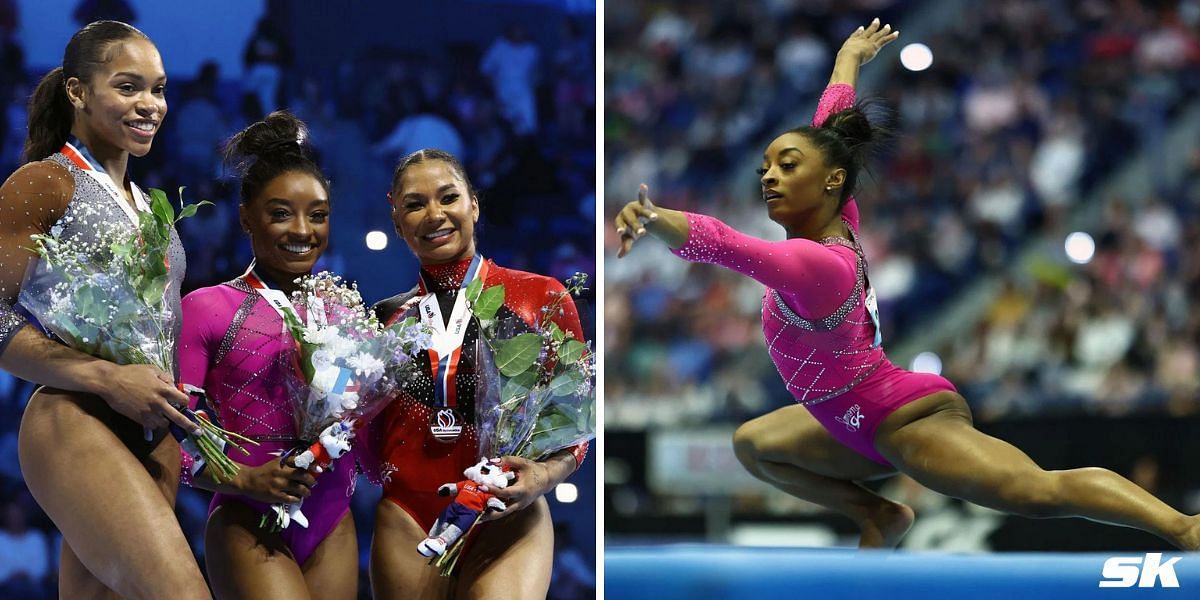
417, 458, 515, 557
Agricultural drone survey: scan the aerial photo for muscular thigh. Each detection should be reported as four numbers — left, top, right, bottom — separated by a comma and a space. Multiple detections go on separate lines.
302, 512, 358, 600
206, 502, 311, 600
458, 497, 553, 600
874, 392, 1046, 502
19, 389, 191, 587
741, 404, 895, 481
371, 500, 451, 600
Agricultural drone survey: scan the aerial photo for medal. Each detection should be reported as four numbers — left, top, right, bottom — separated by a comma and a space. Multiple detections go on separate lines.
428, 407, 464, 443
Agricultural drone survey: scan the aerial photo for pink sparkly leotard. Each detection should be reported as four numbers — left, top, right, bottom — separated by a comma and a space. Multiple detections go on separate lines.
177, 276, 356, 565
671, 84, 956, 465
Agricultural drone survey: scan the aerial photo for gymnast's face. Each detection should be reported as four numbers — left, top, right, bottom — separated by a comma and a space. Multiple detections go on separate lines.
759, 132, 844, 233
391, 160, 479, 265
66, 38, 167, 158
240, 171, 330, 283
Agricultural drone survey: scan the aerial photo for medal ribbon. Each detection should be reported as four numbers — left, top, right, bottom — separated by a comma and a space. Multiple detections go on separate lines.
417, 254, 487, 409
61, 139, 150, 227
240, 263, 341, 390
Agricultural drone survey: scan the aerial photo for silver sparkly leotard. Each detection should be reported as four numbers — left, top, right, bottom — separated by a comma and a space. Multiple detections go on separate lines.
0, 150, 186, 365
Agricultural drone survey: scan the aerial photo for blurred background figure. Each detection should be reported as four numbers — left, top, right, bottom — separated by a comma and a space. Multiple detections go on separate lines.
2, 2, 596, 598
605, 0, 1200, 553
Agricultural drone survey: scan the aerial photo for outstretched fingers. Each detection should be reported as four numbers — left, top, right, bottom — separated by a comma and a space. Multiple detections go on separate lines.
614, 183, 659, 258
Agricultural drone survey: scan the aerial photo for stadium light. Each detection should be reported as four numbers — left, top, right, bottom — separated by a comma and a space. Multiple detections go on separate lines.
366, 230, 389, 251
900, 43, 933, 72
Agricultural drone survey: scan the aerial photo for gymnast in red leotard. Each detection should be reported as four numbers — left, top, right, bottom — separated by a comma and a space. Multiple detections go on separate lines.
615, 18, 1200, 551
368, 149, 587, 598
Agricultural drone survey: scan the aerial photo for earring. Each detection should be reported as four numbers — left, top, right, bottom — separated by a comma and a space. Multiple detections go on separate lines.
825, 185, 833, 193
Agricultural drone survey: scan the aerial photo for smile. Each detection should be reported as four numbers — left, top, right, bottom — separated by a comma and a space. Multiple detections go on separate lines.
282, 243, 315, 255
126, 119, 158, 136
423, 229, 454, 241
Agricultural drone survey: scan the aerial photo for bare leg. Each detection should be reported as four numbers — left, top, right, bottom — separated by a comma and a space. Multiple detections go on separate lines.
302, 512, 358, 600
371, 500, 452, 599
205, 502, 311, 600
876, 392, 1200, 550
457, 497, 554, 599
18, 388, 209, 599
371, 497, 554, 599
59, 419, 186, 599
733, 404, 913, 548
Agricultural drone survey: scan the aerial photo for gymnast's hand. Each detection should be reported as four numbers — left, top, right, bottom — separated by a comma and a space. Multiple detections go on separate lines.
99, 364, 200, 434
838, 18, 899, 67
614, 184, 688, 257
231, 457, 317, 504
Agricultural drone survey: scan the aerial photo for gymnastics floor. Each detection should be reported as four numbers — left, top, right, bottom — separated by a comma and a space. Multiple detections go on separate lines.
606, 545, 1196, 598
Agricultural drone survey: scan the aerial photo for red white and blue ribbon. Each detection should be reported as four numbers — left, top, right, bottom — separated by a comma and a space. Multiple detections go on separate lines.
417, 254, 487, 409
61, 138, 150, 227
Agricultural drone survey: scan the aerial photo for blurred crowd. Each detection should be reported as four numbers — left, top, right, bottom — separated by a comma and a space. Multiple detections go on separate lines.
604, 0, 1200, 428
0, 2, 596, 597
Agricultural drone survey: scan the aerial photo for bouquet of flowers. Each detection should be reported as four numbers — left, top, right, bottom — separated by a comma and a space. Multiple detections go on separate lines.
430, 272, 596, 575
267, 272, 432, 530
18, 188, 253, 482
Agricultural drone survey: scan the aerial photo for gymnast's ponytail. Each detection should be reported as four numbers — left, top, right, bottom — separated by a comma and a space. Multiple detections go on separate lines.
23, 21, 150, 163
790, 100, 893, 208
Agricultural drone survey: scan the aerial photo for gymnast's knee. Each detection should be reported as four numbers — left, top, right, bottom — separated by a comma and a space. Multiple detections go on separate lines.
732, 421, 766, 474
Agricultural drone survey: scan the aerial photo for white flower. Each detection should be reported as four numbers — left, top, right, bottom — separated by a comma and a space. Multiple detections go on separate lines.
311, 349, 334, 372
346, 352, 384, 380
303, 325, 338, 345
325, 335, 357, 359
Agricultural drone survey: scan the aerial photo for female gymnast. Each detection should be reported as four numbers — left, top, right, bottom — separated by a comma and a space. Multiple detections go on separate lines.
0, 21, 209, 598
178, 111, 357, 599
615, 18, 1200, 550
369, 149, 588, 598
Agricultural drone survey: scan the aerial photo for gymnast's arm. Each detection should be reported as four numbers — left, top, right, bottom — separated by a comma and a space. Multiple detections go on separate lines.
615, 188, 856, 315
177, 290, 315, 503
0, 162, 192, 430
818, 19, 896, 233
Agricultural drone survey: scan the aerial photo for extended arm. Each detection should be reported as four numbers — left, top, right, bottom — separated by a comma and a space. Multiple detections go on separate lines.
827, 18, 898, 89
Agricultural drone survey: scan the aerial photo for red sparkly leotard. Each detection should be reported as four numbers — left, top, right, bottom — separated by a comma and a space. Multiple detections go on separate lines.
671, 84, 956, 465
369, 257, 588, 529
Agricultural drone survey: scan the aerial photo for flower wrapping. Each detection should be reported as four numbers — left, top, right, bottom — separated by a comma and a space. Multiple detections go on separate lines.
268, 272, 432, 530
430, 272, 596, 575
18, 188, 250, 481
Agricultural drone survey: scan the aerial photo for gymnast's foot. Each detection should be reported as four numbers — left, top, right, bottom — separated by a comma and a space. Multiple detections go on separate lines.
857, 501, 914, 549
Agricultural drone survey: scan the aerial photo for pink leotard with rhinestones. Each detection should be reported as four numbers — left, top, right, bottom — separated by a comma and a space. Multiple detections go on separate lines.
671, 84, 956, 465
178, 279, 355, 565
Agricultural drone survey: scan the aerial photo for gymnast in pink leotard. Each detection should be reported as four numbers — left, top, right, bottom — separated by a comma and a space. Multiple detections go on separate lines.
616, 19, 1200, 551
178, 112, 358, 598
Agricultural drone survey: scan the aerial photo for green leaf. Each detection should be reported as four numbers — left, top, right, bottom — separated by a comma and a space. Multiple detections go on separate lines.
140, 275, 170, 306
500, 369, 538, 403
547, 370, 584, 397
472, 284, 505, 321
558, 339, 586, 365
149, 187, 175, 225
493, 333, 541, 377
465, 276, 483, 304
549, 322, 565, 343
179, 203, 199, 219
